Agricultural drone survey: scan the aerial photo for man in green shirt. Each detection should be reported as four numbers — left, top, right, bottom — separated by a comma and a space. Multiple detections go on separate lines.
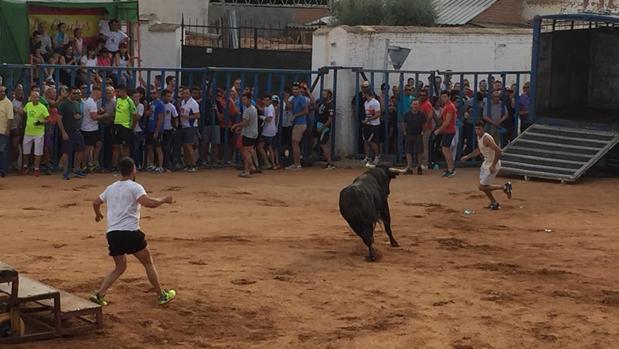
21, 91, 50, 177
112, 85, 136, 170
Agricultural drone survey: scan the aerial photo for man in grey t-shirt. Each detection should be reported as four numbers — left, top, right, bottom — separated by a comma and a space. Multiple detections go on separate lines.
232, 93, 258, 178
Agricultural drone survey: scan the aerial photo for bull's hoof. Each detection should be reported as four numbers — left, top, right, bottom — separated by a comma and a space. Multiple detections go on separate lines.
390, 241, 400, 247
366, 255, 377, 262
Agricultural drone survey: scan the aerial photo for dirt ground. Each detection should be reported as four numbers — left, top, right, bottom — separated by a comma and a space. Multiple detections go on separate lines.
1, 166, 618, 349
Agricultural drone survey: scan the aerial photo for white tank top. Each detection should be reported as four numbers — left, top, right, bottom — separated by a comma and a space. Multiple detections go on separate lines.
478, 132, 501, 169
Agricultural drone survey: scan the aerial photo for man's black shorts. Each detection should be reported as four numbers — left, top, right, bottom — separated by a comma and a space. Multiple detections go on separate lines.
242, 136, 257, 147
362, 124, 381, 144
82, 130, 101, 146
106, 230, 148, 256
113, 125, 134, 146
441, 132, 456, 147
281, 127, 292, 146
146, 132, 162, 146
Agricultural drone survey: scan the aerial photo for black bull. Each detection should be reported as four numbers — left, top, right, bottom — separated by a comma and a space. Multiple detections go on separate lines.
339, 166, 405, 261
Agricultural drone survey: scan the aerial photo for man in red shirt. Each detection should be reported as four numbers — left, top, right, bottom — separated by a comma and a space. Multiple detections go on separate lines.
418, 89, 433, 170
434, 90, 456, 177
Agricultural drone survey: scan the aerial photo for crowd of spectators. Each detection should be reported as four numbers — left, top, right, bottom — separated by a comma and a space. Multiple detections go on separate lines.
352, 74, 531, 176
30, 17, 130, 86
0, 65, 531, 179
0, 76, 337, 179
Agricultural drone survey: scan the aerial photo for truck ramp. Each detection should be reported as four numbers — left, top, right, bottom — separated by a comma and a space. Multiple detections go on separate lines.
500, 124, 619, 183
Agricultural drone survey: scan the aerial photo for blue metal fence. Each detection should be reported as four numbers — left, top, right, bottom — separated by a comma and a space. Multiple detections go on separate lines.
352, 68, 531, 167
0, 63, 531, 171
0, 63, 334, 170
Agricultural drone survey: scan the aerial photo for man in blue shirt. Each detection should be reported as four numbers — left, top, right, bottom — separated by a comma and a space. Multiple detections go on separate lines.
286, 82, 308, 170
146, 89, 165, 172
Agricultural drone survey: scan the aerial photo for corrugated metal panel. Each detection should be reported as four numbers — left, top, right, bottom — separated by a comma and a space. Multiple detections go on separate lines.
433, 0, 498, 25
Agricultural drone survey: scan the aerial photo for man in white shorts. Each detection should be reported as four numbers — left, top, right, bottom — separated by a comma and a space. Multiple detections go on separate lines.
461, 121, 512, 210
21, 91, 50, 177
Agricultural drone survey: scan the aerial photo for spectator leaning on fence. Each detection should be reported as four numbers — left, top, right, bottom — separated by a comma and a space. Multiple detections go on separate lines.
0, 86, 14, 177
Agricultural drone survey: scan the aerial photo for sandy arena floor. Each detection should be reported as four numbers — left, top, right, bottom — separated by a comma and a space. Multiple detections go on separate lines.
1, 167, 618, 349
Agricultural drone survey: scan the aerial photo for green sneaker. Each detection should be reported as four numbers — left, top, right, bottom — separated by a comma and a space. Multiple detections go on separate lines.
89, 292, 109, 306
158, 289, 176, 305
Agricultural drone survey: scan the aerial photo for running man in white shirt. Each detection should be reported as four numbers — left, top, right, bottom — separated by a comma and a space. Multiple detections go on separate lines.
91, 157, 176, 306
461, 121, 512, 210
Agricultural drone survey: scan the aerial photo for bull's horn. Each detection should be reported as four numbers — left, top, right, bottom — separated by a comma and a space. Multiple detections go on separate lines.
388, 167, 407, 174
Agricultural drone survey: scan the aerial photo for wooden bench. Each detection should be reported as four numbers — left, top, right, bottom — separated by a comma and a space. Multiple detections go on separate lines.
0, 262, 102, 343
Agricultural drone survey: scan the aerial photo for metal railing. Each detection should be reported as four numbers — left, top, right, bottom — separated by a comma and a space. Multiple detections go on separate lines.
0, 64, 333, 170
1, 63, 532, 171
351, 69, 531, 166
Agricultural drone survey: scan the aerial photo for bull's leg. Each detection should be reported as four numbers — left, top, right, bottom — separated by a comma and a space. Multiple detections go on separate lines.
361, 231, 377, 262
381, 201, 399, 247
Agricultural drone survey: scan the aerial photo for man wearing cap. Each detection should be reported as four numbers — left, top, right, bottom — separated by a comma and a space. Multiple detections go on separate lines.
286, 82, 308, 170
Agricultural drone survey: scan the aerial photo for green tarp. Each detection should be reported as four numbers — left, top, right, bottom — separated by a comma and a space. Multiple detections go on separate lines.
0, 0, 138, 64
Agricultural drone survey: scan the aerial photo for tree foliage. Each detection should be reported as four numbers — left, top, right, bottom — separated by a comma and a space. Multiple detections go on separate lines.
332, 0, 436, 26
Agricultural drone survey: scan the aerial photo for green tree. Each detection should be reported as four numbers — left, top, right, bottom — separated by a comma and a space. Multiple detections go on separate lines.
332, 0, 436, 26
332, 0, 385, 26
383, 0, 436, 26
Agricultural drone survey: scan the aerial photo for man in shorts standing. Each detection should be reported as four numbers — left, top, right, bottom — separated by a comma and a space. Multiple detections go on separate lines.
434, 90, 457, 177
146, 89, 165, 173
178, 87, 200, 172
232, 93, 258, 178
112, 85, 136, 170
286, 82, 308, 170
461, 121, 512, 210
0, 86, 14, 177
91, 157, 176, 305
81, 86, 104, 172
362, 90, 382, 166
21, 91, 49, 176
315, 89, 335, 169
402, 100, 426, 175
57, 87, 87, 180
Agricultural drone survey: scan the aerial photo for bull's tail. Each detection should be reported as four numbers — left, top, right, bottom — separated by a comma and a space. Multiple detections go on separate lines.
339, 186, 378, 244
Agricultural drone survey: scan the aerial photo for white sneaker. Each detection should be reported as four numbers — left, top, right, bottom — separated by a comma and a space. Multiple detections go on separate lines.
421, 165, 428, 170
286, 164, 301, 171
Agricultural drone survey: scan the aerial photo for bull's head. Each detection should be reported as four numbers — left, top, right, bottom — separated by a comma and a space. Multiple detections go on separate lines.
366, 164, 407, 179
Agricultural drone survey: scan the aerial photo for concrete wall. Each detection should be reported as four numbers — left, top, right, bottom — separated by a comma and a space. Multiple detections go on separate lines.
139, 23, 182, 70
139, 0, 209, 25
312, 25, 533, 156
523, 0, 619, 22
